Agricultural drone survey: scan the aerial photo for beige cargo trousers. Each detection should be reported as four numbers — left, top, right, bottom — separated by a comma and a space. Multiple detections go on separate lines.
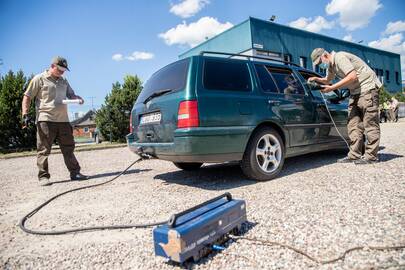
347, 88, 380, 161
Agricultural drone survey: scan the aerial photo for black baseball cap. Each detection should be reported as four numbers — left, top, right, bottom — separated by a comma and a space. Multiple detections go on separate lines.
51, 56, 70, 71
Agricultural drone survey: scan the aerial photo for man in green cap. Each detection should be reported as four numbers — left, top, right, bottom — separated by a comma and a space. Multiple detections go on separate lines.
21, 56, 89, 186
308, 48, 382, 164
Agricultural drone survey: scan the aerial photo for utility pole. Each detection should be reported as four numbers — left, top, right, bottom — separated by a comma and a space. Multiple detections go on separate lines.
87, 96, 96, 111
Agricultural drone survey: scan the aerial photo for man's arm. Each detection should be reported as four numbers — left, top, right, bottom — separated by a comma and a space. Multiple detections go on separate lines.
22, 95, 31, 116
22, 76, 41, 116
321, 70, 358, 93
67, 82, 84, 104
308, 76, 331, 84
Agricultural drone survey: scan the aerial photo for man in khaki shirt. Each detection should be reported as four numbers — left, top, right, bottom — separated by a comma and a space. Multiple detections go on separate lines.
309, 48, 382, 164
22, 57, 89, 186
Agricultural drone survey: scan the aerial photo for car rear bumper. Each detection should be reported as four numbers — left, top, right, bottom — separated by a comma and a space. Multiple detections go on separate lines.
126, 126, 254, 163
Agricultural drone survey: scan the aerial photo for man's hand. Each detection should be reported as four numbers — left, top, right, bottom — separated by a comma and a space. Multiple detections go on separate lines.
307, 77, 318, 82
75, 95, 84, 105
321, 85, 335, 93
22, 114, 31, 129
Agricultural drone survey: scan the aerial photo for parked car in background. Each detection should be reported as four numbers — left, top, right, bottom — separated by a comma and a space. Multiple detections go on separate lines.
127, 52, 349, 180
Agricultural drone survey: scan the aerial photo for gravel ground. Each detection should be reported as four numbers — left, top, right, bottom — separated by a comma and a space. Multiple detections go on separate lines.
1, 121, 404, 270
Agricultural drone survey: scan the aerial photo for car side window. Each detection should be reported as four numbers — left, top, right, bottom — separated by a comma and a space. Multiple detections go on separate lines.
298, 71, 338, 100
254, 64, 279, 93
267, 67, 305, 95
203, 59, 252, 91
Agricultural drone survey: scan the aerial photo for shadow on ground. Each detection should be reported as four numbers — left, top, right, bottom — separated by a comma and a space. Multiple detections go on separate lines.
50, 168, 151, 185
154, 147, 402, 190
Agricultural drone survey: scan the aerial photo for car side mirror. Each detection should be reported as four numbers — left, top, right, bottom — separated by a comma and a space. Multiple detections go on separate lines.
334, 89, 350, 100
339, 89, 350, 99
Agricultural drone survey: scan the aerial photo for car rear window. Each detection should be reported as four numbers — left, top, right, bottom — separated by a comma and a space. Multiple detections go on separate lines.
267, 67, 305, 95
203, 59, 251, 91
137, 59, 189, 103
255, 64, 279, 93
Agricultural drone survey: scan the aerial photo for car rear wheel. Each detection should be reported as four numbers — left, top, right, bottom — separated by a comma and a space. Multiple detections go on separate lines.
173, 162, 203, 171
241, 127, 285, 181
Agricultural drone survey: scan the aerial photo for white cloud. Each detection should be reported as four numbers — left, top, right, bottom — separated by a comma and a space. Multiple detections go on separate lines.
384, 20, 405, 35
112, 54, 124, 61
369, 33, 405, 55
159, 16, 233, 47
289, 16, 334, 33
170, 0, 209, 18
369, 33, 405, 78
326, 0, 382, 31
343, 34, 354, 42
126, 51, 154, 61
112, 51, 154, 62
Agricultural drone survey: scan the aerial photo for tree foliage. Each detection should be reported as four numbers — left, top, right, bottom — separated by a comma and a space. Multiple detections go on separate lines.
0, 70, 36, 152
95, 75, 142, 142
379, 86, 405, 104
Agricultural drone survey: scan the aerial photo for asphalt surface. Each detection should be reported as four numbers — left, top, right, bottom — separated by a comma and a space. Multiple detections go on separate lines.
0, 121, 404, 269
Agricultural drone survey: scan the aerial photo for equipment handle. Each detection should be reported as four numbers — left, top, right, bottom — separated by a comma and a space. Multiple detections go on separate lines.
168, 192, 232, 228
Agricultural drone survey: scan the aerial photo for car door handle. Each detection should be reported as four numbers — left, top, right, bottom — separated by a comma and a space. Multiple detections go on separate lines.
268, 100, 280, 106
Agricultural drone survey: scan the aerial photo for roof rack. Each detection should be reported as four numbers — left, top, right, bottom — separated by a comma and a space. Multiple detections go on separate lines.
199, 51, 301, 67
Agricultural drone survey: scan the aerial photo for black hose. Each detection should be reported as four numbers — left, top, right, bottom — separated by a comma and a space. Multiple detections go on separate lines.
19, 158, 167, 235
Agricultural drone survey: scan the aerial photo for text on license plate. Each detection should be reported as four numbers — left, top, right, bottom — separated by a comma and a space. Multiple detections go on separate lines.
140, 112, 161, 125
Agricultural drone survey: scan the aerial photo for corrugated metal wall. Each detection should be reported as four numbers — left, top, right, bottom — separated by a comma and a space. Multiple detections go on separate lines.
250, 18, 402, 92
179, 17, 402, 92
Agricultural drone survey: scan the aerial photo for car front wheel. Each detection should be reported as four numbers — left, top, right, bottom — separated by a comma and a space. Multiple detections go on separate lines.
241, 127, 285, 181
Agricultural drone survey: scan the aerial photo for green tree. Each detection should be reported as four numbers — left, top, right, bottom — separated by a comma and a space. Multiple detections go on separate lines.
0, 70, 36, 152
96, 75, 142, 142
393, 92, 405, 102
379, 86, 392, 105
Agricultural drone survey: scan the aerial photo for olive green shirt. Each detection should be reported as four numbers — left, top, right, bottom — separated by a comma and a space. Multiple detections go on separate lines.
24, 70, 76, 122
326, 51, 382, 95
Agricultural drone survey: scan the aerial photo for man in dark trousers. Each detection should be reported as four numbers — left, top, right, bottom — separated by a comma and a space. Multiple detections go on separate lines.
309, 48, 382, 164
22, 56, 89, 186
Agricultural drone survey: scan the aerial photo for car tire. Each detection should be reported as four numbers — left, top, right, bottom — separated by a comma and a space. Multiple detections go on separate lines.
173, 162, 203, 171
241, 127, 285, 181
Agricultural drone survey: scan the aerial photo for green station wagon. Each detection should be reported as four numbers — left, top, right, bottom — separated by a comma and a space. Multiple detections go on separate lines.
127, 52, 349, 180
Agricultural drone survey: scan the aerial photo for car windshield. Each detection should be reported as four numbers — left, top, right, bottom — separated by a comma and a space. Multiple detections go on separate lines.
136, 59, 189, 104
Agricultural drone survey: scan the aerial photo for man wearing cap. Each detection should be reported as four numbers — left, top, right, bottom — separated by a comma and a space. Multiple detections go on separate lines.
308, 48, 382, 164
21, 56, 89, 186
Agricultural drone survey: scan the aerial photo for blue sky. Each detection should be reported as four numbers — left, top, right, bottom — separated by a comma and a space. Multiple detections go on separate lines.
1, 0, 404, 118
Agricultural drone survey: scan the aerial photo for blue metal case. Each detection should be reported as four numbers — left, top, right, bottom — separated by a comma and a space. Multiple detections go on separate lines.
153, 193, 246, 263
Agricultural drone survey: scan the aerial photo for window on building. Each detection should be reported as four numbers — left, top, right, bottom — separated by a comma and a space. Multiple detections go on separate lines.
385, 70, 390, 82
267, 67, 305, 95
396, 72, 400, 84
254, 64, 279, 93
299, 57, 307, 68
84, 127, 89, 133
203, 59, 252, 91
283, 54, 292, 63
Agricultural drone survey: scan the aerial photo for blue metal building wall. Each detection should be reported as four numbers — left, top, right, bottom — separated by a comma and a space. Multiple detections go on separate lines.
179, 17, 402, 92
249, 17, 402, 92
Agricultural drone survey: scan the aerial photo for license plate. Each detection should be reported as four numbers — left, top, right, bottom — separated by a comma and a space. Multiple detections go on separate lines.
140, 112, 161, 125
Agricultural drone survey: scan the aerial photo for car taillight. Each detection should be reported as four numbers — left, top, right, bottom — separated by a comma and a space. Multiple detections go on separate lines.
129, 113, 133, 133
177, 100, 199, 128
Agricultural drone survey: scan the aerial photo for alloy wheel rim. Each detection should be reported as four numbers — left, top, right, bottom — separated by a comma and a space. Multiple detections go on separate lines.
256, 134, 282, 173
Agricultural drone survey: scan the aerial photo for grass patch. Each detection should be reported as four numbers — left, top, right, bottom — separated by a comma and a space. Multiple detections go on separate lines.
0, 142, 127, 160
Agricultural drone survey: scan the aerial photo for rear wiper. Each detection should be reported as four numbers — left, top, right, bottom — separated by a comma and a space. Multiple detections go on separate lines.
143, 89, 173, 104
